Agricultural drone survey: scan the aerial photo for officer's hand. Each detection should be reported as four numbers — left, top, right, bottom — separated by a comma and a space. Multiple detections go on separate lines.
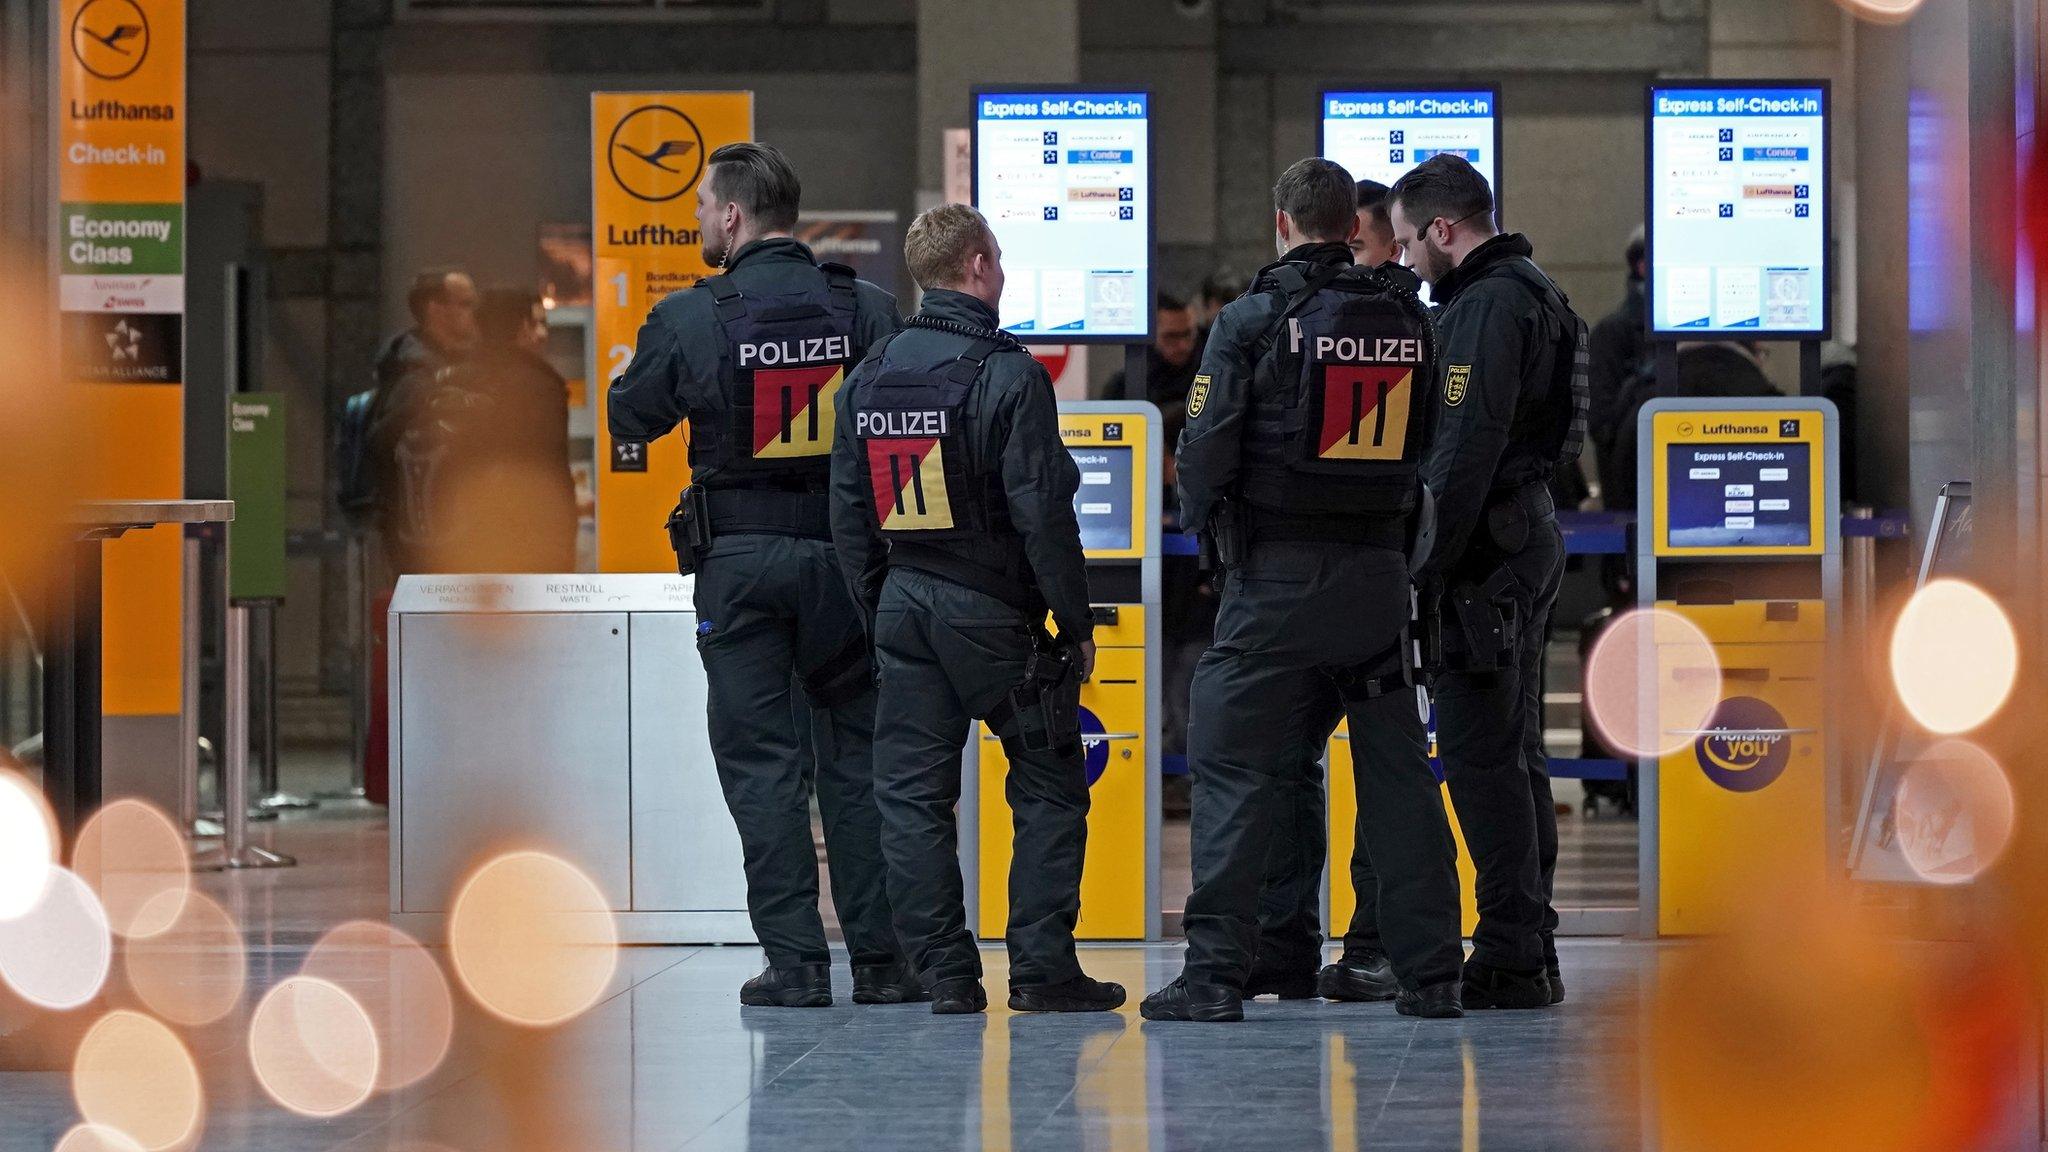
1076, 640, 1096, 683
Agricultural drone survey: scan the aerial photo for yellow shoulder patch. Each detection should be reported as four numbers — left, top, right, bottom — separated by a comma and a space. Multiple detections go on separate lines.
1445, 364, 1471, 407
1187, 375, 1211, 419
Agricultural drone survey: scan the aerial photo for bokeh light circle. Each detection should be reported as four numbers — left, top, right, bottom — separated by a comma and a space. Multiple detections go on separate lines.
0, 768, 56, 920
1890, 579, 2017, 734
74, 799, 190, 939
1582, 608, 1724, 759
1893, 739, 2016, 885
52, 1124, 146, 1152
73, 1010, 204, 1152
448, 851, 619, 1027
1832, 0, 1926, 24
124, 889, 246, 1026
248, 976, 381, 1118
303, 920, 455, 1090
0, 866, 112, 1009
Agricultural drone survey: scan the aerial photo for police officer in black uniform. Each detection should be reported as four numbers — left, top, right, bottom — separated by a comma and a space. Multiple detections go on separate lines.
1139, 159, 1464, 1023
610, 142, 922, 1009
830, 204, 1124, 1017
1381, 152, 1589, 1009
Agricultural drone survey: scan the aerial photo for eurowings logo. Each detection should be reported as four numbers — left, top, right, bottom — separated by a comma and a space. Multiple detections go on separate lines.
1318, 367, 1412, 461
1693, 696, 1794, 792
867, 439, 953, 530
751, 366, 841, 459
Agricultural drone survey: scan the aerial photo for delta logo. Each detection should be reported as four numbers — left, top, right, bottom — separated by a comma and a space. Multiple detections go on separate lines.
750, 365, 841, 459
865, 435, 953, 531
1318, 367, 1413, 461
1693, 696, 1794, 792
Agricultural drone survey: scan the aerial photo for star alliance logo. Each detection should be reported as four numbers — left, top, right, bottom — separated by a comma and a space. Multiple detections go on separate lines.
105, 316, 143, 361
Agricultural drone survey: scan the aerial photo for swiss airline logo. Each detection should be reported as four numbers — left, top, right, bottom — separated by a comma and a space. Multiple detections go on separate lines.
1318, 366, 1413, 461
752, 364, 842, 459
867, 438, 954, 530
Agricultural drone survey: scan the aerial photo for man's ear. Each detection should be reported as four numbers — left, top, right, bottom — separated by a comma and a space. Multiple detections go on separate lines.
1344, 213, 1362, 242
1274, 209, 1290, 242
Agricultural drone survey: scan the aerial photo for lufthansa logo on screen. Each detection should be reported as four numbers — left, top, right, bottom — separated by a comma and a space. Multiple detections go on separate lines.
608, 105, 706, 203
70, 0, 150, 82
857, 410, 950, 438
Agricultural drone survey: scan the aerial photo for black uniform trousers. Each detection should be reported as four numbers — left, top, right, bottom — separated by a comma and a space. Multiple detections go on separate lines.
692, 533, 903, 970
1349, 517, 1565, 972
1181, 542, 1462, 994
870, 566, 1089, 989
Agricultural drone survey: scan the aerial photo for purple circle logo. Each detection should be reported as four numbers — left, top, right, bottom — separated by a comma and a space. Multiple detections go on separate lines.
1079, 706, 1111, 785
1693, 696, 1793, 792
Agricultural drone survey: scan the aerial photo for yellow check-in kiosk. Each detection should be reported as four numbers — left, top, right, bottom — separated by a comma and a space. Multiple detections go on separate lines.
1637, 397, 1841, 935
962, 402, 1163, 941
1326, 721, 1479, 938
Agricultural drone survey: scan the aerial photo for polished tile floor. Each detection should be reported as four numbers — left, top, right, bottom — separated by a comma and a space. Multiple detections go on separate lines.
2, 810, 2037, 1152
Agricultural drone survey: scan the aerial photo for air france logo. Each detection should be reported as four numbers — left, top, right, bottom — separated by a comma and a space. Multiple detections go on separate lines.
1693, 696, 1793, 792
1079, 705, 1110, 785
608, 105, 705, 203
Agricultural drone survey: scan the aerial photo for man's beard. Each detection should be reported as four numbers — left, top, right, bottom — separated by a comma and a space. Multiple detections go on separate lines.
1421, 236, 1454, 286
702, 229, 730, 269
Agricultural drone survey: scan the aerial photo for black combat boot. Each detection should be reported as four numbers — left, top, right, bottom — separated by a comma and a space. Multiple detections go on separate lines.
852, 961, 931, 1005
929, 976, 988, 1015
1009, 975, 1127, 1013
1394, 981, 1465, 1019
1460, 961, 1553, 1010
1138, 976, 1243, 1023
1316, 949, 1399, 1002
740, 962, 833, 1008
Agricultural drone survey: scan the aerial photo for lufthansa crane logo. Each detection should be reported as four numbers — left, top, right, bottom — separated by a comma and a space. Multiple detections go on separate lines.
71, 0, 150, 81
608, 105, 705, 203
1693, 696, 1794, 792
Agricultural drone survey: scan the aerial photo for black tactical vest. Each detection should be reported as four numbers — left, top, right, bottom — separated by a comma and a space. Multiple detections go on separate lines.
691, 261, 861, 489
1240, 260, 1436, 519
1493, 259, 1591, 483
852, 329, 1012, 541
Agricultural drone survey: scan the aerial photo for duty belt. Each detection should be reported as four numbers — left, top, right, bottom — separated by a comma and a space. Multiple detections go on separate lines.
1248, 509, 1407, 551
703, 488, 833, 540
886, 541, 1044, 616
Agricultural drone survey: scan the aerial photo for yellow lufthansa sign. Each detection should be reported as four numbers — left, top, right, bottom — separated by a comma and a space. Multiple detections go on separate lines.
1649, 407, 1828, 558
592, 91, 752, 573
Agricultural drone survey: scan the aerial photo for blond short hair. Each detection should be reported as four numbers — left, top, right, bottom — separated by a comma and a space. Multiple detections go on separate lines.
905, 204, 994, 291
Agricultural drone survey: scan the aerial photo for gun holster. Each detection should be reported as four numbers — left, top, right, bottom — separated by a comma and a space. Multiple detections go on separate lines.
664, 486, 713, 576
1441, 566, 1520, 674
1200, 501, 1246, 573
1001, 631, 1082, 757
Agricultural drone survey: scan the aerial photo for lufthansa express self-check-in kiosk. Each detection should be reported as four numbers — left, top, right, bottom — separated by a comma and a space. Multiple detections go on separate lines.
962, 402, 1163, 941
1638, 397, 1841, 936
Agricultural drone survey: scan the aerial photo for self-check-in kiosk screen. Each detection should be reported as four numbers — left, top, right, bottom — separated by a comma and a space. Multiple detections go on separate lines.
1320, 89, 1500, 209
1649, 84, 1828, 337
974, 91, 1151, 341
1070, 445, 1134, 553
1665, 442, 1813, 549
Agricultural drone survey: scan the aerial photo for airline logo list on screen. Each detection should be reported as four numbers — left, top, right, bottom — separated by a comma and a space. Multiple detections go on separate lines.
975, 93, 1149, 339
1650, 87, 1826, 335
1320, 91, 1497, 199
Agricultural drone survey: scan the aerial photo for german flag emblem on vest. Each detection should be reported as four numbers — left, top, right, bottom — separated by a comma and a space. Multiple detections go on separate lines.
752, 365, 843, 458
1317, 366, 1413, 461
866, 438, 955, 530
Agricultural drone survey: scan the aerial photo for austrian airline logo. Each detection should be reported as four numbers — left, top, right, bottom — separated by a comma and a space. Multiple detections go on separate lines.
866, 437, 953, 530
1693, 696, 1794, 792
1318, 366, 1413, 461
751, 365, 841, 459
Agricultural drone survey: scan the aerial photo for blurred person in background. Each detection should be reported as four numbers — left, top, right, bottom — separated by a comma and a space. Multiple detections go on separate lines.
1588, 226, 1649, 507
1192, 270, 1248, 349
1105, 291, 1201, 463
1349, 179, 1402, 268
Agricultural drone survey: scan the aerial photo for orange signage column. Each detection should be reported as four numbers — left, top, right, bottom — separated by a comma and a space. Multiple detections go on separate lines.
590, 92, 753, 573
59, 0, 186, 717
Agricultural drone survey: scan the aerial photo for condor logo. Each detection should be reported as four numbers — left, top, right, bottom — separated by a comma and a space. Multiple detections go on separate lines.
1693, 696, 1795, 792
866, 438, 953, 530
1317, 366, 1413, 461
751, 364, 843, 459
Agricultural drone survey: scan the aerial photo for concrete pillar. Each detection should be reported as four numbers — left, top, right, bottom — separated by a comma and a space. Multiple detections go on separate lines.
916, 0, 1079, 196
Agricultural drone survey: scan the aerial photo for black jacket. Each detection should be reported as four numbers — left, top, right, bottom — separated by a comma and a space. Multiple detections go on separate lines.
828, 289, 1095, 646
1174, 241, 1358, 535
607, 237, 901, 487
1588, 278, 1648, 503
1422, 233, 1580, 576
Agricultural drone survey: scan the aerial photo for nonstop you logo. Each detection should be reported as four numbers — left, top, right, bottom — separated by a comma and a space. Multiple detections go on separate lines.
1693, 696, 1795, 792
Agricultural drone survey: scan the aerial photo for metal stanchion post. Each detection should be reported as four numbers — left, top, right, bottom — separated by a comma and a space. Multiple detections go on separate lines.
182, 533, 222, 869
252, 602, 314, 812
1843, 504, 1877, 803
316, 531, 369, 802
192, 605, 293, 870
